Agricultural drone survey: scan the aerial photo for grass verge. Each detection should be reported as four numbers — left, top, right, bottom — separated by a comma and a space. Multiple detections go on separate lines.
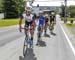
71, 32, 75, 35
0, 18, 25, 27
61, 17, 75, 21
66, 24, 75, 28
67, 18, 75, 21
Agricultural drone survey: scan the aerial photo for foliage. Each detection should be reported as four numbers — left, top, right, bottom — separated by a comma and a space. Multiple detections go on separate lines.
0, 0, 4, 13
60, 5, 65, 17
67, 18, 75, 21
2, 0, 26, 18
66, 24, 75, 28
67, 6, 75, 18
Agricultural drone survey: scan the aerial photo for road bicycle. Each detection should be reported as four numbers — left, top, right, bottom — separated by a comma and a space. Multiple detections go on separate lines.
22, 26, 33, 57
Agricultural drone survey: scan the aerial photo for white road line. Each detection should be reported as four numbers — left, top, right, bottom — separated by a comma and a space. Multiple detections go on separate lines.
59, 20, 75, 56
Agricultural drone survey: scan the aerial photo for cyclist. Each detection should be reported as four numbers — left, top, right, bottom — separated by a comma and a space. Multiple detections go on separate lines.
38, 11, 45, 32
44, 14, 49, 35
36, 11, 45, 45
49, 12, 56, 33
19, 6, 36, 47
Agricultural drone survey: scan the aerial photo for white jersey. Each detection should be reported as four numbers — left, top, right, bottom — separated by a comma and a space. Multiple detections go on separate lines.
22, 14, 33, 22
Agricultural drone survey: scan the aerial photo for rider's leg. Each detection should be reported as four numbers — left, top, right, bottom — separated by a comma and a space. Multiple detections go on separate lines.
50, 21, 55, 34
44, 23, 46, 34
24, 25, 28, 45
49, 21, 52, 30
37, 26, 41, 38
51, 21, 55, 31
24, 21, 29, 37
30, 26, 34, 47
44, 23, 48, 35
36, 26, 41, 45
30, 25, 34, 38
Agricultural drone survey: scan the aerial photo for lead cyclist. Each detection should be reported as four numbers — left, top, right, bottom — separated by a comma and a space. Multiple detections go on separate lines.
19, 6, 36, 47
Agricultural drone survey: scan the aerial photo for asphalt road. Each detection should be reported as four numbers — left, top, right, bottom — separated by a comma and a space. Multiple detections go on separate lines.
0, 15, 75, 60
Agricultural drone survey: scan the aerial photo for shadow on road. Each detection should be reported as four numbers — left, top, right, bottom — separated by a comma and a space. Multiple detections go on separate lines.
51, 32, 56, 36
38, 40, 46, 47
19, 48, 37, 60
44, 34, 50, 37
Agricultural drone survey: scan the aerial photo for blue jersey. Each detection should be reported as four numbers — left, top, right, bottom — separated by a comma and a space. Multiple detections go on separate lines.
38, 16, 45, 26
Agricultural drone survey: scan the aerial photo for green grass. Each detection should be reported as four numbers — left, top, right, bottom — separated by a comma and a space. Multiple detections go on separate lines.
66, 24, 75, 28
61, 17, 75, 21
66, 24, 75, 35
0, 19, 25, 27
67, 18, 75, 21
71, 32, 75, 35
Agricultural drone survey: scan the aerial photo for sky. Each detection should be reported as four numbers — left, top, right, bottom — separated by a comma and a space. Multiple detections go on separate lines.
32, 0, 75, 6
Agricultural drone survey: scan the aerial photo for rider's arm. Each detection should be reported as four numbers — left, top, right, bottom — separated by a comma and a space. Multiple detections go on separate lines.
32, 15, 36, 26
19, 14, 23, 32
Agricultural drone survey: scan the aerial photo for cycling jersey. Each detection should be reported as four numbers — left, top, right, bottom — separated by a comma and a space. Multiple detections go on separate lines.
38, 16, 45, 26
21, 13, 33, 22
20, 13, 35, 27
49, 15, 55, 22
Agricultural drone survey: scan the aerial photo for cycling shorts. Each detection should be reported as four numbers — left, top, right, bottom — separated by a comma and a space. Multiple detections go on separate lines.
39, 21, 44, 27
45, 18, 49, 23
25, 21, 33, 26
50, 19, 54, 23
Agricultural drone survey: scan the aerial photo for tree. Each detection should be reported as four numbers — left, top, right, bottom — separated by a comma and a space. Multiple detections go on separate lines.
14, 0, 26, 15
67, 6, 75, 18
0, 0, 4, 13
61, 5, 65, 17
3, 0, 26, 19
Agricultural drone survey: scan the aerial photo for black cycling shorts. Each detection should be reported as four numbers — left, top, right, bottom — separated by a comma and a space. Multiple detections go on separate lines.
25, 21, 33, 26
50, 19, 54, 22
50, 15, 55, 22
45, 18, 49, 23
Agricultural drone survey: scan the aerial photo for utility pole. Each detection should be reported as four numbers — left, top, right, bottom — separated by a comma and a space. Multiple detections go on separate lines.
64, 0, 67, 23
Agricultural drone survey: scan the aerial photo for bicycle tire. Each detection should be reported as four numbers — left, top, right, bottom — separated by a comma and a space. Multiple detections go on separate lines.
23, 44, 27, 57
23, 37, 28, 57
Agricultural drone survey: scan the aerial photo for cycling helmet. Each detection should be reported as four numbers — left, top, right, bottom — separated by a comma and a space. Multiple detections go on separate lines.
25, 6, 32, 12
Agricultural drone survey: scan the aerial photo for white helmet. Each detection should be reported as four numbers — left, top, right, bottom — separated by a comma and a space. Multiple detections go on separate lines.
25, 6, 32, 12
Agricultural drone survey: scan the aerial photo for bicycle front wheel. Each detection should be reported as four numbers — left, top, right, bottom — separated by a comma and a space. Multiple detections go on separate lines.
23, 38, 28, 57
